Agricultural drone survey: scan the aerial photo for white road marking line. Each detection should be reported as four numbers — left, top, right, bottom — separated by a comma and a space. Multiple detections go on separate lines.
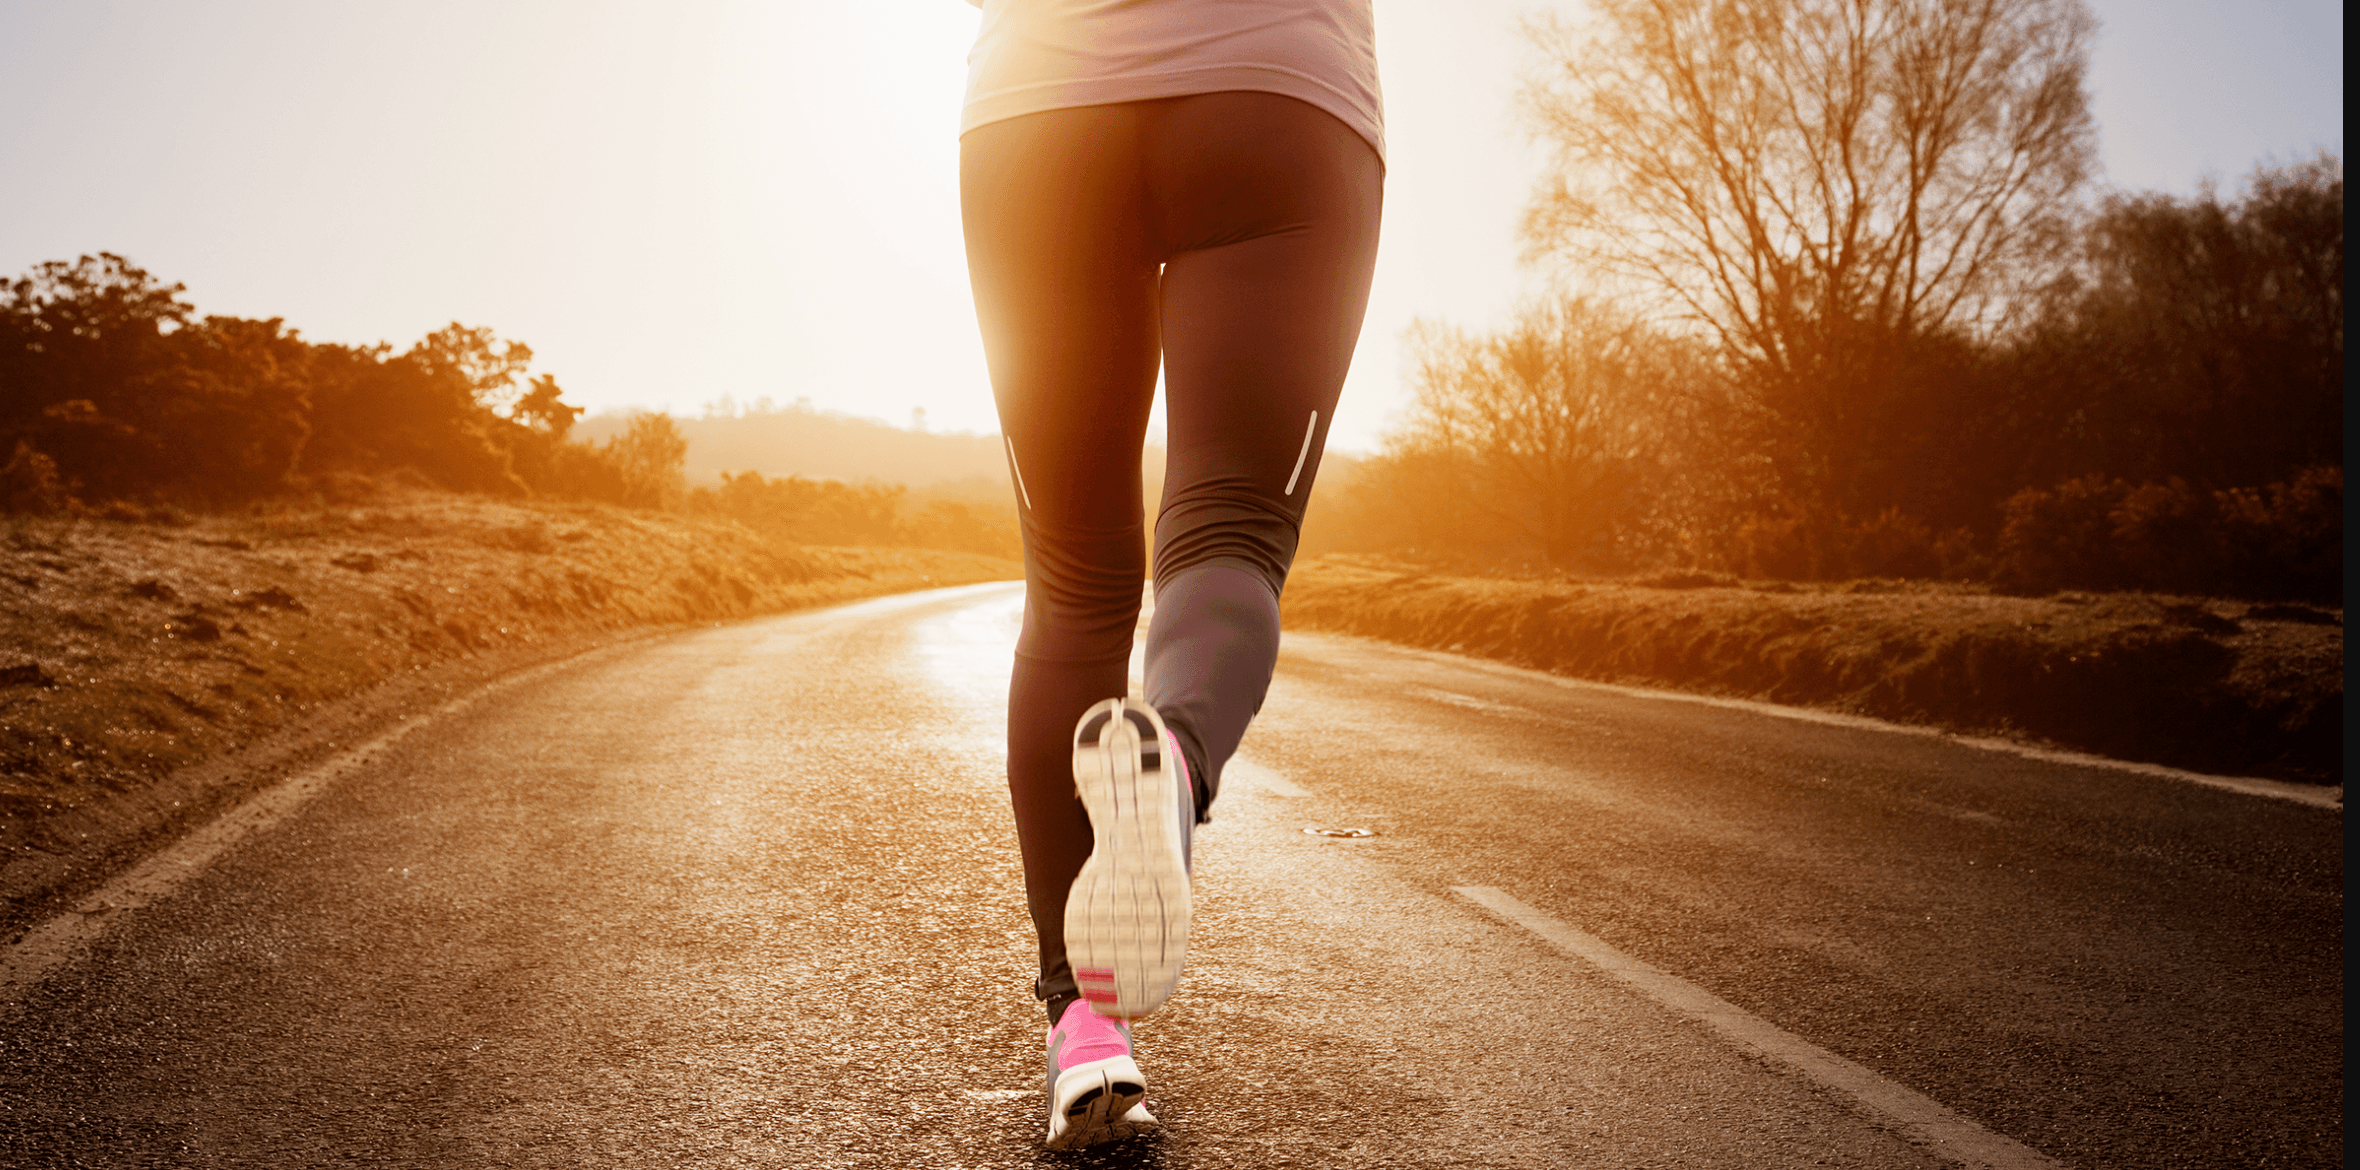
1342, 638, 2340, 811
0, 646, 630, 1007
1225, 757, 1310, 799
1453, 885, 2067, 1170
1408, 688, 2027, 830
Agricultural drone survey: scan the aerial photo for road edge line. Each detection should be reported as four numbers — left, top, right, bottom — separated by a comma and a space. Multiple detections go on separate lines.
1451, 885, 2069, 1170
0, 643, 633, 1007
1328, 636, 2339, 811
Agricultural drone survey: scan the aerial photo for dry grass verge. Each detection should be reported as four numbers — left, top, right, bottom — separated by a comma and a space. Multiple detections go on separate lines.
1, 488, 1017, 933
1282, 557, 2341, 786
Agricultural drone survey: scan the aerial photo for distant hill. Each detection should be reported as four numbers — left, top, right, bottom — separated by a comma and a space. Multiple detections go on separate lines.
574, 408, 1175, 506
574, 409, 1008, 490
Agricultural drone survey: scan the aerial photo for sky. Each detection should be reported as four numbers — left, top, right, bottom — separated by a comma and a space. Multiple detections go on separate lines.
0, 0, 2342, 454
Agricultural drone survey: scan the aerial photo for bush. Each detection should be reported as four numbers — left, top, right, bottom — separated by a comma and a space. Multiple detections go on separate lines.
1722, 505, 1836, 582
2, 441, 71, 514
1, 258, 321, 504
1717, 502, 1981, 583
1996, 475, 2135, 590
0, 254, 706, 516
2214, 466, 2342, 601
899, 496, 1023, 559
1997, 467, 2340, 600
683, 470, 1022, 558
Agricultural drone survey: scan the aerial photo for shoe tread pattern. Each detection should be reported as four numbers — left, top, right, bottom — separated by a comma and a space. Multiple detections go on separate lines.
1046, 1054, 1155, 1150
1065, 698, 1191, 1020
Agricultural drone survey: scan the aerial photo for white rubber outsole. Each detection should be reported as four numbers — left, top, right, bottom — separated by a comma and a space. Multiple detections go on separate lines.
1045, 1053, 1156, 1150
1065, 698, 1191, 1020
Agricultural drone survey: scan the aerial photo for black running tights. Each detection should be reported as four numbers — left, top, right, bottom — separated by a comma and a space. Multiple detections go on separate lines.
961, 91, 1383, 1023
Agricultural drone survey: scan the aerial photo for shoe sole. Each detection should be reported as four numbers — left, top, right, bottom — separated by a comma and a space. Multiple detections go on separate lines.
1045, 1053, 1155, 1150
1065, 698, 1190, 1020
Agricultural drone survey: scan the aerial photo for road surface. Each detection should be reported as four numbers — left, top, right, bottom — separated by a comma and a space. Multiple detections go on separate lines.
0, 583, 2341, 1167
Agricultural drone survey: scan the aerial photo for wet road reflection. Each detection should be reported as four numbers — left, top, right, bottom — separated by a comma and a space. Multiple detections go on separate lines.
911, 583, 1026, 712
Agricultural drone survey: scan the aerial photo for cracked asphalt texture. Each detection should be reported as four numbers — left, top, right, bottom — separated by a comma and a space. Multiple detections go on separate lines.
0, 583, 2340, 1167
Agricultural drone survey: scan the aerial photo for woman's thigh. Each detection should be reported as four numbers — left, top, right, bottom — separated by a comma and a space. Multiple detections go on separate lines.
1145, 92, 1384, 589
961, 105, 1165, 659
960, 92, 1382, 640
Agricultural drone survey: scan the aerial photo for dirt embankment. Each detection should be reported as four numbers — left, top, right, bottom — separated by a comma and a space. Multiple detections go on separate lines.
1281, 557, 2342, 786
1, 489, 1018, 934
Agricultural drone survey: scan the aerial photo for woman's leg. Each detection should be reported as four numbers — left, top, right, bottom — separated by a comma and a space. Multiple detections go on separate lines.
961, 91, 1380, 1027
960, 104, 1161, 1026
1140, 92, 1384, 813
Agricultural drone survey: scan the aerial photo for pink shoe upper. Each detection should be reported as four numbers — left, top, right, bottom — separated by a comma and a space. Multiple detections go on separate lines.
1050, 999, 1133, 1069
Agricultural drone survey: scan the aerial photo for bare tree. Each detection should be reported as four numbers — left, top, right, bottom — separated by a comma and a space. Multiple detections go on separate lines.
2031, 154, 2345, 489
1523, 0, 2096, 503
1379, 298, 1733, 569
603, 411, 689, 509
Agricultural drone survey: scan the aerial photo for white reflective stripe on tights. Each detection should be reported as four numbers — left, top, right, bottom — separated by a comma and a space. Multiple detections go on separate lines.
1283, 411, 1318, 496
1006, 436, 1034, 510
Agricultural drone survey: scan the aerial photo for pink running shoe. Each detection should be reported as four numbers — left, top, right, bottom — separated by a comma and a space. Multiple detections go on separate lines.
1066, 698, 1193, 1020
1044, 999, 1157, 1149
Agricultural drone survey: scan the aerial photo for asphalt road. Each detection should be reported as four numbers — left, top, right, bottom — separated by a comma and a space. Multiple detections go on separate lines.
0, 583, 2341, 1168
